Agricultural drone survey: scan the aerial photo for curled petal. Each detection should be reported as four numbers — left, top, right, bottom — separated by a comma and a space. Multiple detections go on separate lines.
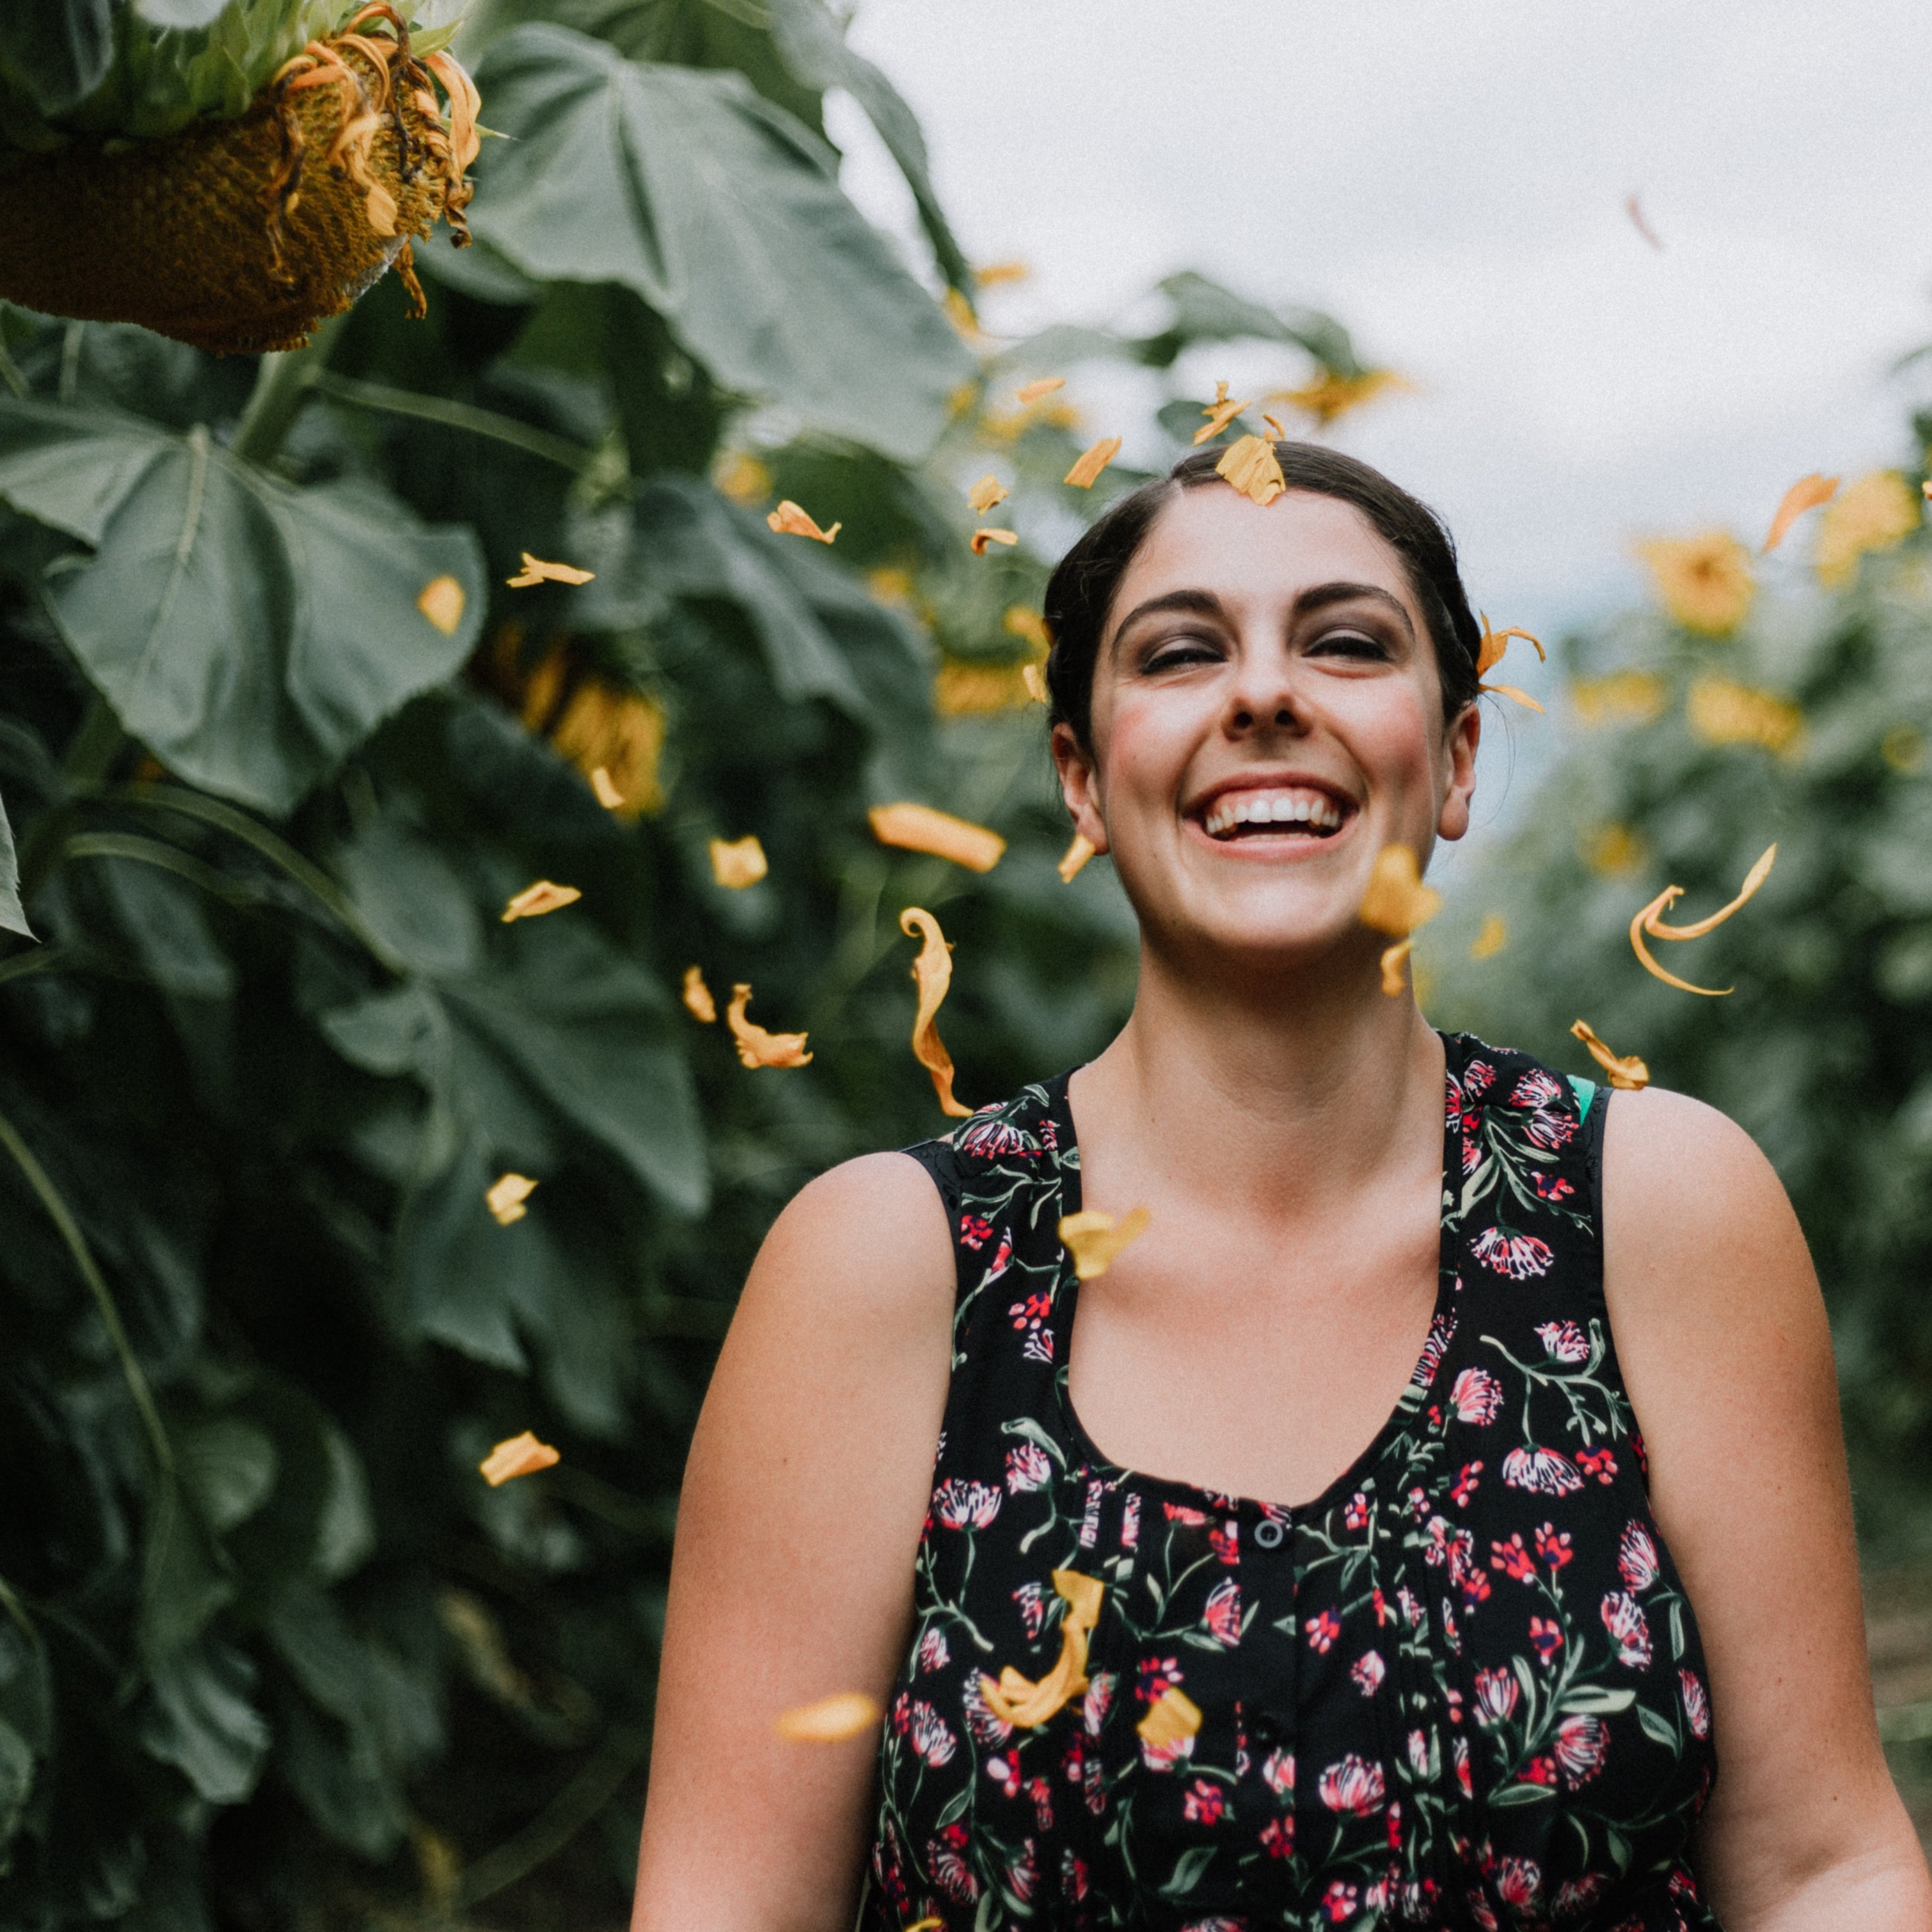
1475, 613, 1546, 678
709, 836, 768, 889
971, 528, 1020, 553
1628, 889, 1727, 996
767, 500, 841, 543
869, 803, 1006, 872
979, 1571, 1104, 1726
417, 574, 465, 634
1022, 663, 1049, 705
1570, 1019, 1650, 1091
726, 983, 812, 1068
588, 765, 625, 810
1016, 376, 1065, 404
1215, 433, 1284, 507
1057, 832, 1097, 882
505, 552, 594, 587
501, 880, 581, 922
424, 47, 482, 170
1763, 472, 1838, 553
1192, 394, 1251, 445
1645, 843, 1776, 941
1064, 437, 1122, 489
681, 965, 717, 1024
967, 472, 1010, 513
486, 1173, 536, 1224
479, 1430, 558, 1485
899, 907, 971, 1118
1358, 844, 1441, 937
1480, 684, 1544, 713
774, 1692, 881, 1743
1379, 938, 1413, 996
1058, 1206, 1150, 1281
1136, 1686, 1203, 1750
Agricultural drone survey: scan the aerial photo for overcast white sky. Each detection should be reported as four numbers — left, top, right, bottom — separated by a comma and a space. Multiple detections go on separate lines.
833, 0, 1932, 672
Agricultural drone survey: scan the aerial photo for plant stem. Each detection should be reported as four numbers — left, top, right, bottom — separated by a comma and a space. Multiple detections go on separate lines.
230, 314, 345, 468
311, 369, 598, 472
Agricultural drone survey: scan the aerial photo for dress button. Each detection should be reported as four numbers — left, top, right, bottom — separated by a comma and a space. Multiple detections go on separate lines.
1254, 1516, 1285, 1549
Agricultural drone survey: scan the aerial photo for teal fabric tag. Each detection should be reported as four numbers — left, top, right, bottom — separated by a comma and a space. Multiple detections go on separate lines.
1567, 1074, 1598, 1121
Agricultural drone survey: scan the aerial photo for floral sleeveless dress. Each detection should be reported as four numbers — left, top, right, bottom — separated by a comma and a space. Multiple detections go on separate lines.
862, 1033, 1720, 1931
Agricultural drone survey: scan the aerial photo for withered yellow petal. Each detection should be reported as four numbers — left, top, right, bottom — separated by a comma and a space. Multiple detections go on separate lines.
479, 1430, 559, 1486
1215, 434, 1285, 508
1058, 1206, 1150, 1281
967, 473, 1010, 514
1136, 1686, 1203, 1751
505, 552, 595, 588
1470, 913, 1508, 960
1762, 472, 1838, 553
869, 803, 1006, 873
1474, 613, 1547, 679
1016, 377, 1065, 404
1379, 937, 1413, 996
1064, 437, 1122, 490
589, 765, 625, 810
681, 965, 717, 1024
1480, 684, 1545, 713
1057, 832, 1096, 882
1022, 663, 1049, 705
767, 500, 841, 544
1628, 889, 1728, 996
774, 1692, 881, 1743
978, 1571, 1104, 1727
1261, 413, 1287, 440
501, 880, 581, 922
900, 907, 972, 1118
725, 983, 813, 1068
972, 528, 1020, 553
1358, 845, 1441, 937
1192, 396, 1251, 445
1644, 843, 1775, 941
710, 836, 768, 889
1570, 1019, 1650, 1091
417, 574, 465, 635
486, 1172, 536, 1225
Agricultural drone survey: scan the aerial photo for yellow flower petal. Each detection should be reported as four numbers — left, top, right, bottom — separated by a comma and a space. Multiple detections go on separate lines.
774, 1692, 881, 1743
1057, 832, 1096, 882
1016, 377, 1065, 404
1572, 672, 1666, 729
1474, 614, 1545, 679
709, 836, 768, 889
589, 765, 625, 810
1379, 936, 1413, 996
976, 260, 1029, 286
1469, 913, 1508, 961
1192, 393, 1252, 445
935, 660, 1036, 716
1261, 413, 1287, 440
1686, 677, 1803, 756
869, 803, 1006, 873
1058, 1206, 1150, 1281
1357, 844, 1441, 937
505, 552, 595, 588
900, 907, 972, 1118
1215, 434, 1285, 508
1762, 472, 1838, 553
1003, 606, 1051, 653
967, 473, 1010, 514
479, 1430, 558, 1485
1480, 684, 1544, 713
1064, 437, 1122, 490
725, 983, 813, 1068
417, 574, 465, 635
550, 683, 666, 821
1629, 891, 1727, 995
1635, 532, 1753, 636
1270, 367, 1409, 427
501, 880, 581, 922
1022, 663, 1049, 705
1644, 843, 1776, 941
766, 500, 841, 544
1570, 1019, 1650, 1090
1584, 823, 1646, 877
978, 1571, 1104, 1727
971, 528, 1020, 553
485, 1173, 536, 1225
1136, 1686, 1203, 1751
1815, 469, 1918, 587
713, 449, 773, 507
681, 965, 717, 1024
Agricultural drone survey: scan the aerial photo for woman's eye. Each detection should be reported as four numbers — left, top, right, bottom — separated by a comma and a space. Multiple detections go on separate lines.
1143, 636, 1222, 671
1312, 630, 1390, 662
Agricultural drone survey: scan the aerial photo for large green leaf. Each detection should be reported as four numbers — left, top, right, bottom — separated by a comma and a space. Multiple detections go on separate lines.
0, 0, 114, 121
139, 1637, 271, 1807
466, 25, 973, 462
0, 401, 485, 814
0, 787, 27, 939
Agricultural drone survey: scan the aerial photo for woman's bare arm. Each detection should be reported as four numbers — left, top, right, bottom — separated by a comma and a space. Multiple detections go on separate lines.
632, 1151, 955, 1932
1603, 1087, 1932, 1928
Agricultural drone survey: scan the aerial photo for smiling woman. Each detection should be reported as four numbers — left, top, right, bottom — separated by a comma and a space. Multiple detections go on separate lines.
631, 449, 1932, 1931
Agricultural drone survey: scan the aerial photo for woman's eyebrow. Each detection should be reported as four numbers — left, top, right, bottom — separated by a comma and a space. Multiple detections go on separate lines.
1293, 580, 1416, 640
1109, 587, 1227, 641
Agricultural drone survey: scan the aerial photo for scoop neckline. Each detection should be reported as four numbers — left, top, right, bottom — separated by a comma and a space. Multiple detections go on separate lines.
1042, 1031, 1462, 1525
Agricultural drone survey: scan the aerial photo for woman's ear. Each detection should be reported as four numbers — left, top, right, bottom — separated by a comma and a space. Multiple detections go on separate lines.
1051, 720, 1110, 854
1436, 701, 1482, 843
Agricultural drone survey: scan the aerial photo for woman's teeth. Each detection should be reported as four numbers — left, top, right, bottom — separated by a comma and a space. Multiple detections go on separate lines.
1202, 790, 1345, 839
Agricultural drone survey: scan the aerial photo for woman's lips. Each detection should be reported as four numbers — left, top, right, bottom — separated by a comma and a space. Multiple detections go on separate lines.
1199, 785, 1350, 841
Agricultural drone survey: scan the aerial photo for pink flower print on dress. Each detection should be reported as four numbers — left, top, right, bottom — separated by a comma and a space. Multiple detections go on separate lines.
910, 1700, 957, 1767
1511, 1069, 1563, 1110
1472, 1667, 1519, 1725
1464, 1058, 1496, 1098
1470, 1226, 1555, 1280
1026, 1773, 1053, 1831
983, 1237, 1013, 1286
1576, 1446, 1618, 1485
1552, 1713, 1608, 1788
1528, 1616, 1563, 1664
1493, 1855, 1543, 1910
1319, 1881, 1358, 1923
1531, 1170, 1576, 1203
1259, 1814, 1295, 1860
959, 1212, 993, 1250
1081, 1671, 1115, 1737
1522, 1106, 1578, 1153
1164, 1500, 1208, 1526
1452, 1460, 1484, 1507
1181, 1779, 1225, 1824
1453, 1733, 1473, 1798
1060, 1847, 1089, 1902
1450, 1366, 1505, 1424
1534, 1521, 1573, 1569
917, 1627, 950, 1673
962, 1673, 1013, 1746
1207, 1520, 1240, 1566
1120, 1491, 1141, 1550
1601, 1590, 1653, 1669
1261, 1746, 1295, 1796
986, 1751, 1020, 1797
1306, 1608, 1342, 1653
1406, 1728, 1434, 1779
1618, 1519, 1661, 1592
1351, 1650, 1387, 1696
1501, 1445, 1584, 1496
1553, 1875, 1611, 1915
1490, 1532, 1535, 1583
1013, 1579, 1045, 1639
929, 1822, 978, 1902
1535, 1319, 1590, 1364
1203, 1577, 1242, 1646
1317, 1754, 1385, 1815
956, 1114, 1039, 1160
932, 1479, 1002, 1530
1004, 1442, 1052, 1493
1079, 1480, 1103, 1547
1007, 1838, 1039, 1904
1680, 1668, 1712, 1739
1412, 1310, 1458, 1386
1343, 1490, 1370, 1531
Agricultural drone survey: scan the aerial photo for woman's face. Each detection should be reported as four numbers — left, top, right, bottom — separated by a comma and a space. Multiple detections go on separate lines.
1053, 484, 1481, 978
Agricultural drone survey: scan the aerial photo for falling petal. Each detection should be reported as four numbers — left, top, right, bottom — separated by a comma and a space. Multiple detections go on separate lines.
1623, 191, 1664, 251
976, 260, 1029, 286
1261, 413, 1287, 440
1815, 470, 1918, 587
505, 552, 595, 588
417, 574, 465, 635
1627, 887, 1731, 997
1136, 1686, 1203, 1750
1379, 937, 1413, 996
1357, 845, 1441, 937
1644, 844, 1776, 940
486, 1173, 536, 1225
1570, 1019, 1650, 1091
1270, 368, 1409, 428
1686, 677, 1803, 756
868, 803, 1006, 873
1215, 434, 1285, 508
1635, 533, 1753, 636
681, 965, 717, 1024
1762, 472, 1838, 553
1057, 832, 1096, 882
774, 1692, 882, 1743
972, 529, 1020, 553
900, 907, 972, 1118
589, 765, 625, 810
1003, 606, 1051, 652
1470, 914, 1508, 960
479, 1431, 559, 1486
1016, 377, 1065, 404
1474, 614, 1546, 679
1022, 663, 1049, 704
979, 1570, 1104, 1726
1064, 437, 1122, 490
725, 984, 813, 1068
766, 500, 842, 545
1192, 394, 1252, 445
967, 473, 1010, 513
1481, 684, 1545, 713
709, 836, 769, 889
1058, 1207, 1150, 1281
501, 880, 581, 922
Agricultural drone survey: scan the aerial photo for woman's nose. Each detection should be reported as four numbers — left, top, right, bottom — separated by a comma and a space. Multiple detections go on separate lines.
1225, 649, 1304, 736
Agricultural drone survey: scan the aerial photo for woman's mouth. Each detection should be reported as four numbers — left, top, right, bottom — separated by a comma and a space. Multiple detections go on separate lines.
1200, 786, 1350, 842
